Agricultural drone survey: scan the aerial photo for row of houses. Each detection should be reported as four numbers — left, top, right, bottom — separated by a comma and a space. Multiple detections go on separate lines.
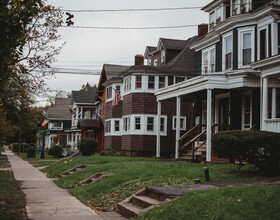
42, 0, 280, 162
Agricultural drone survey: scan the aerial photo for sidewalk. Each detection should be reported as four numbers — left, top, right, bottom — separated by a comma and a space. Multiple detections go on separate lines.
3, 146, 103, 220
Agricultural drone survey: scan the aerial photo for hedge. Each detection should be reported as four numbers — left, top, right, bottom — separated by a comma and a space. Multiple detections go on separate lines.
78, 138, 97, 156
212, 130, 280, 176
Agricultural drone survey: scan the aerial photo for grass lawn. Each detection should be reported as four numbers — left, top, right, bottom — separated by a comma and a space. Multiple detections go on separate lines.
139, 185, 280, 220
0, 149, 28, 219
0, 149, 10, 168
18, 152, 58, 161
42, 155, 260, 212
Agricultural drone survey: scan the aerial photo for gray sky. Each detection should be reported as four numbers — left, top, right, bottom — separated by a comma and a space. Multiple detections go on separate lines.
38, 0, 211, 105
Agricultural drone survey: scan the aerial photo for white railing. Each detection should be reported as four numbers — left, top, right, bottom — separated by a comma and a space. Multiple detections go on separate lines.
263, 119, 280, 133
49, 126, 63, 131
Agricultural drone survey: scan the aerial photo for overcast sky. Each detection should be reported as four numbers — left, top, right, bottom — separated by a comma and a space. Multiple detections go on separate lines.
37, 0, 211, 105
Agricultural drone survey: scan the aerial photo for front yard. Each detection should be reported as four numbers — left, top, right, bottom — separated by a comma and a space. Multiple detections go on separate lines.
42, 155, 261, 213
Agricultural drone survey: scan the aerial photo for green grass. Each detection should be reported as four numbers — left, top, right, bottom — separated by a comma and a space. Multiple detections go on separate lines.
0, 150, 27, 219
139, 185, 280, 220
0, 149, 10, 168
42, 155, 260, 212
18, 152, 58, 161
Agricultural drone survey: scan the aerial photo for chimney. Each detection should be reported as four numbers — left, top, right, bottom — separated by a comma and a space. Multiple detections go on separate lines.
135, 54, 144, 66
198, 24, 208, 38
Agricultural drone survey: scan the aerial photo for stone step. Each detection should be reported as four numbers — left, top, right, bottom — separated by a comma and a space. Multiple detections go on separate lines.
79, 173, 113, 186
117, 202, 143, 218
131, 195, 161, 208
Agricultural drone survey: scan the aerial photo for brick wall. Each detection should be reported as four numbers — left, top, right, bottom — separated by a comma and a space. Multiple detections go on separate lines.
104, 136, 122, 151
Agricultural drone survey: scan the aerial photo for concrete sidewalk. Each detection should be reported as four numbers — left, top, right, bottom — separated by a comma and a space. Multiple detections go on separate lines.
3, 146, 103, 220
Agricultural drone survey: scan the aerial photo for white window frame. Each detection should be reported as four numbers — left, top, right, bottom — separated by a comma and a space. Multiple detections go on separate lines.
135, 75, 142, 89
158, 76, 166, 89
222, 31, 233, 71
172, 116, 187, 130
124, 77, 131, 93
106, 86, 112, 100
105, 120, 111, 134
161, 50, 166, 63
148, 75, 155, 90
258, 24, 269, 61
123, 116, 130, 132
134, 116, 141, 131
147, 116, 154, 132
114, 120, 120, 132
238, 27, 255, 68
174, 76, 185, 84
202, 45, 216, 74
154, 59, 158, 66
242, 91, 252, 130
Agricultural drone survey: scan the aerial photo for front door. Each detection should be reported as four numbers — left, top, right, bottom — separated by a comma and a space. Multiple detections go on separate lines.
242, 91, 252, 130
219, 97, 230, 125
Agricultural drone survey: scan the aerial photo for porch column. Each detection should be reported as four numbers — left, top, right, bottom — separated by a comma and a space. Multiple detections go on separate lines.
206, 89, 212, 162
262, 77, 268, 125
156, 101, 161, 158
272, 88, 277, 119
175, 96, 181, 159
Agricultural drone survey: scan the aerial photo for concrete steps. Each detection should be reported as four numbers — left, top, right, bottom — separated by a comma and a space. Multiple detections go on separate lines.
117, 187, 176, 218
59, 164, 88, 178
79, 172, 113, 186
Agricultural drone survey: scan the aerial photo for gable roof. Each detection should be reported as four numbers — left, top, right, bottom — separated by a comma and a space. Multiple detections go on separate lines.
72, 86, 97, 104
47, 98, 72, 120
158, 38, 189, 51
144, 46, 157, 58
122, 35, 198, 76
103, 64, 130, 80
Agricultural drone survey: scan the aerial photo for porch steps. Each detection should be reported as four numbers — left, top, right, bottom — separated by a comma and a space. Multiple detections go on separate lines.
79, 172, 113, 186
117, 187, 176, 218
178, 145, 206, 162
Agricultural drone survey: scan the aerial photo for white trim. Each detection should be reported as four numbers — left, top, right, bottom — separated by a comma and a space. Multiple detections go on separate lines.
238, 26, 255, 68
202, 45, 216, 74
222, 31, 233, 71
242, 91, 253, 130
172, 116, 187, 130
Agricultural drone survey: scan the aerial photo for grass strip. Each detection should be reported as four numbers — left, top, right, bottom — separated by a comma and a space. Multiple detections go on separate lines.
139, 185, 280, 220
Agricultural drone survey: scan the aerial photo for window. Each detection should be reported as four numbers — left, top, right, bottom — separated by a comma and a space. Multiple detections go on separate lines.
175, 77, 185, 84
161, 50, 166, 63
148, 76, 155, 89
241, 0, 252, 14
135, 117, 141, 130
148, 57, 152, 65
147, 117, 154, 131
158, 76, 165, 89
115, 120, 120, 132
203, 51, 209, 73
216, 6, 222, 24
225, 37, 233, 69
232, 0, 238, 15
135, 75, 142, 89
116, 85, 121, 95
210, 48, 215, 72
105, 121, 111, 133
106, 87, 112, 99
124, 77, 131, 92
209, 12, 215, 30
260, 29, 267, 60
154, 59, 158, 66
242, 33, 252, 65
123, 117, 130, 132
160, 117, 165, 132
172, 116, 186, 130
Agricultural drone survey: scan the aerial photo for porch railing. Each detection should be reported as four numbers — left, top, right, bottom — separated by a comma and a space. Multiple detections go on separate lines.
263, 119, 280, 133
179, 124, 230, 160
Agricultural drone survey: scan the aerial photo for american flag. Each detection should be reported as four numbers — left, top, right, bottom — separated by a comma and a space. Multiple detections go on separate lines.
112, 91, 121, 108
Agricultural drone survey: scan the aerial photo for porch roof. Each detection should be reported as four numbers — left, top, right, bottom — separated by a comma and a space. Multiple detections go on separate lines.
251, 54, 280, 78
155, 70, 260, 101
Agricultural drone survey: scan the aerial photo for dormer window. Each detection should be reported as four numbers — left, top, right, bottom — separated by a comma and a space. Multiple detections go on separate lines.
161, 50, 166, 63
216, 6, 222, 24
209, 12, 215, 30
240, 0, 252, 14
154, 59, 158, 66
232, 0, 238, 15
148, 57, 152, 65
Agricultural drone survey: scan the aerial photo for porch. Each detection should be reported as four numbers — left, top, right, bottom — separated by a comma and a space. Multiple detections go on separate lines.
155, 70, 261, 162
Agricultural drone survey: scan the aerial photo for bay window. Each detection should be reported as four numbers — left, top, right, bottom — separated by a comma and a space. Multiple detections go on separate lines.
148, 76, 155, 89
242, 33, 252, 65
135, 75, 142, 89
158, 76, 165, 89
135, 117, 141, 130
225, 37, 233, 69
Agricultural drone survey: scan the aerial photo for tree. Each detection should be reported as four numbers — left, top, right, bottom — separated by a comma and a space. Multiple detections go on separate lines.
0, 0, 64, 93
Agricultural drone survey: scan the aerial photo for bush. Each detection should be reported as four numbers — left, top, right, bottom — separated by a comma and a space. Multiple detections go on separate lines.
212, 130, 280, 176
26, 147, 36, 158
78, 138, 97, 156
48, 145, 63, 158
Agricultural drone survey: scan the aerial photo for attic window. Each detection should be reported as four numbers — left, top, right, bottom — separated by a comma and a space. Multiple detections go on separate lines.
161, 50, 166, 63
209, 12, 215, 30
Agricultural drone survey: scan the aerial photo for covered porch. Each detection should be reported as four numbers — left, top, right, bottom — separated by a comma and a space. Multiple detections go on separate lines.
155, 70, 260, 162
252, 55, 280, 133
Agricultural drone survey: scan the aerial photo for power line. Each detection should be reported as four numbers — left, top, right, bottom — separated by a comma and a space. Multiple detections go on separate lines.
61, 6, 202, 13
61, 24, 199, 30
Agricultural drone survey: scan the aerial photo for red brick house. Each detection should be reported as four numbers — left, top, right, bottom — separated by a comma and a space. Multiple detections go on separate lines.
98, 36, 199, 157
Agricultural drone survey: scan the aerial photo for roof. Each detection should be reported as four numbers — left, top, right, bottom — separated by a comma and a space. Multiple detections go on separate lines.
144, 46, 157, 58
47, 98, 72, 120
103, 64, 130, 80
72, 86, 97, 104
77, 119, 98, 129
122, 35, 198, 76
158, 38, 189, 50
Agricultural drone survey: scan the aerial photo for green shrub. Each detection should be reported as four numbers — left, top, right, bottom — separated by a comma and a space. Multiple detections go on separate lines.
26, 147, 36, 158
212, 130, 280, 176
48, 145, 63, 158
78, 138, 97, 156
12, 143, 19, 153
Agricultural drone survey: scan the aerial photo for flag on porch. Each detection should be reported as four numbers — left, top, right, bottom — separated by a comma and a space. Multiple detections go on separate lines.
41, 119, 48, 127
112, 91, 121, 108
